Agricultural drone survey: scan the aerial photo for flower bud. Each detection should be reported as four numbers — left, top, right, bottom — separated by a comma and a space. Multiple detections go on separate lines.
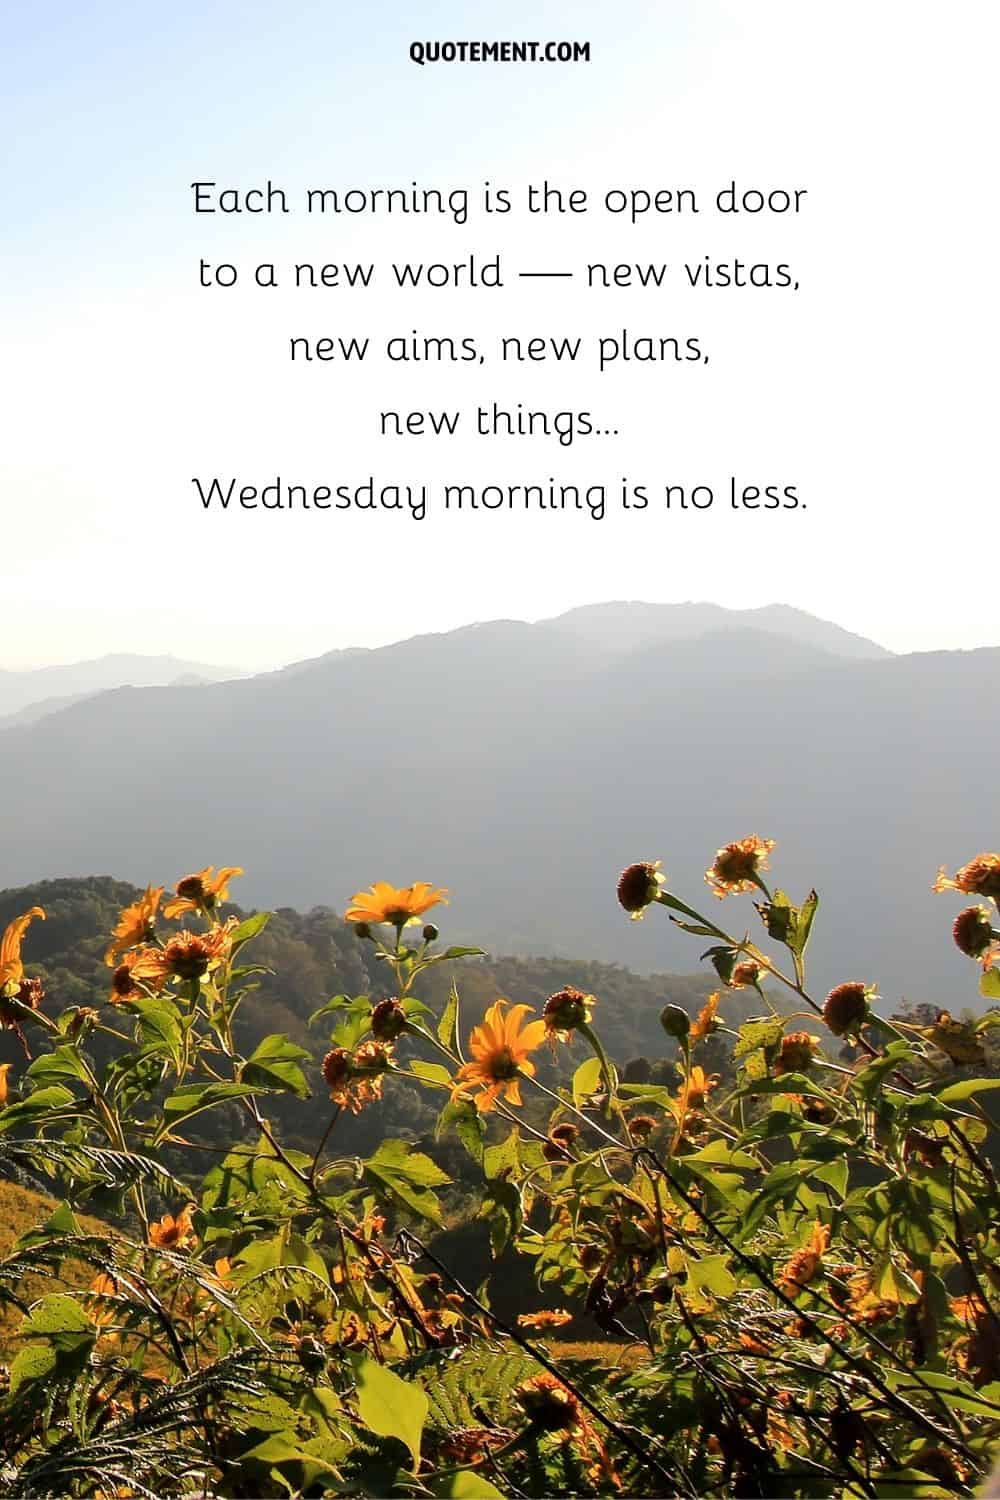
370, 998, 408, 1042
353, 921, 372, 941
659, 1003, 691, 1042
422, 923, 439, 942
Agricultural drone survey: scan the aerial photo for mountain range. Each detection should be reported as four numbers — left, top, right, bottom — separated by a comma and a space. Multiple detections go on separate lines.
0, 602, 994, 1006
0, 653, 239, 726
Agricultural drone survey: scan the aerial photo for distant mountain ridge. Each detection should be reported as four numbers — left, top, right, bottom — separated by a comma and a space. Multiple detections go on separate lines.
0, 653, 240, 721
0, 603, 992, 1008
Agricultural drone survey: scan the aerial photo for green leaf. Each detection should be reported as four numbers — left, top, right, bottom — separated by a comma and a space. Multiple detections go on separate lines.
0, 1085, 76, 1133
686, 1253, 737, 1300
936, 1077, 1000, 1104
22, 1293, 92, 1340
241, 1034, 312, 1098
364, 1139, 449, 1223
352, 1354, 428, 1472
979, 969, 1000, 1000
438, 983, 461, 1054
483, 1127, 521, 1181
572, 1056, 603, 1105
408, 1060, 452, 1088
9, 1343, 57, 1396
161, 1081, 259, 1132
25, 1046, 91, 1089
436, 1094, 486, 1165
229, 910, 272, 948
733, 1016, 784, 1060
134, 997, 184, 1065
432, 1472, 506, 1498
439, 946, 485, 961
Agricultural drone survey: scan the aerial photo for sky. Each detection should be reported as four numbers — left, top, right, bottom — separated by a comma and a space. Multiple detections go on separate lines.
2, 0, 997, 671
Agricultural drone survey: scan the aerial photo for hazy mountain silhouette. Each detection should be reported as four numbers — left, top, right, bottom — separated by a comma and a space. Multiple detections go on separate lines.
0, 604, 992, 1008
0, 654, 240, 722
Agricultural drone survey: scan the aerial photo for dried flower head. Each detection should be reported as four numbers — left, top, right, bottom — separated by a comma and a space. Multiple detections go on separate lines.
934, 853, 1000, 901
370, 998, 408, 1042
322, 1040, 393, 1113
775, 1032, 819, 1075
153, 924, 234, 983
616, 861, 664, 918
705, 836, 775, 899
952, 905, 997, 963
822, 981, 870, 1037
778, 1222, 829, 1295
543, 985, 594, 1039
627, 1113, 658, 1140
730, 961, 762, 990
516, 1372, 582, 1432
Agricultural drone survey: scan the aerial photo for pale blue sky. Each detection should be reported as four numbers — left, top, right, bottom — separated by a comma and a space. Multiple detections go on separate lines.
2, 2, 997, 668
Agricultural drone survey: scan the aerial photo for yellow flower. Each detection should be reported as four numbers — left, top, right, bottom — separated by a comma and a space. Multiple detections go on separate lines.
163, 866, 243, 920
0, 907, 45, 986
345, 880, 448, 927
453, 1000, 546, 1112
149, 1205, 196, 1251
105, 887, 162, 966
0, 1062, 13, 1106
705, 836, 775, 898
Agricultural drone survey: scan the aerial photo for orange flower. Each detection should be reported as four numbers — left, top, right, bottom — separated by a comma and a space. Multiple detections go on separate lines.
676, 1064, 717, 1119
163, 866, 243, 920
690, 992, 721, 1042
140, 922, 235, 985
705, 836, 775, 898
105, 887, 162, 966
149, 1205, 196, 1251
0, 907, 45, 987
778, 1222, 829, 1295
518, 1308, 573, 1330
109, 949, 164, 1003
344, 880, 448, 927
453, 1000, 546, 1112
88, 1272, 120, 1328
0, 1063, 13, 1106
934, 853, 1000, 901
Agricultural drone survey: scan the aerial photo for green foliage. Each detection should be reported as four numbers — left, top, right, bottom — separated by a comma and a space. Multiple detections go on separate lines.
0, 846, 997, 1497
